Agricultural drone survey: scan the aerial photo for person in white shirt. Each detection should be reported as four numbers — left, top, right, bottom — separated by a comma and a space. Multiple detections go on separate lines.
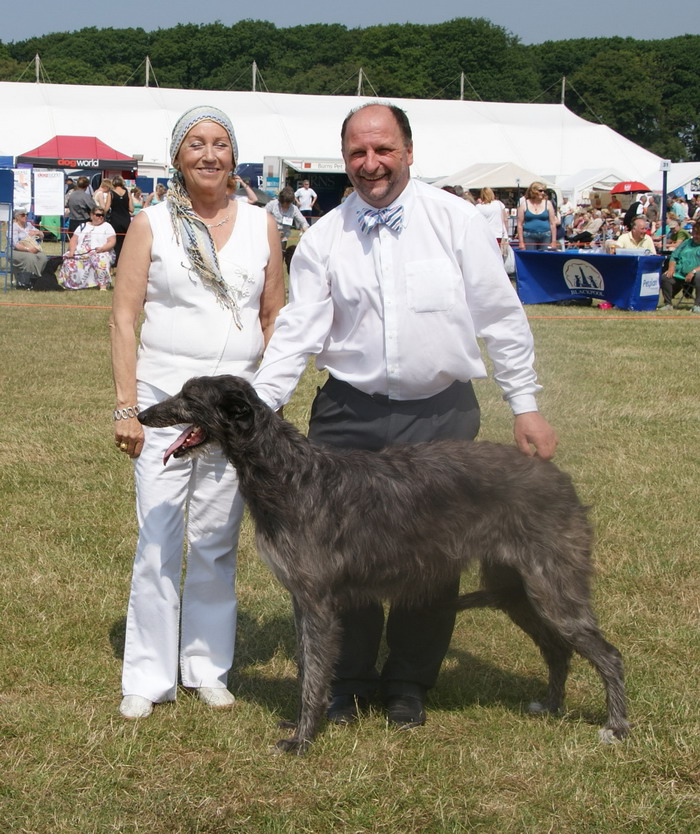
294, 179, 317, 218
253, 102, 557, 730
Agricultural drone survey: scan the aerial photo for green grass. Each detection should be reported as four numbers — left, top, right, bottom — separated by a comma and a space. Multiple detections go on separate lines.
1, 291, 698, 832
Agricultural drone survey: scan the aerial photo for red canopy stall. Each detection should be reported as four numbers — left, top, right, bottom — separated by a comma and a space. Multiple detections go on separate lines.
16, 135, 137, 176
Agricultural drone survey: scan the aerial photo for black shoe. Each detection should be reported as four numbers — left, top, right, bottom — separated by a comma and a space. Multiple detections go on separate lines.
327, 694, 369, 725
386, 695, 426, 729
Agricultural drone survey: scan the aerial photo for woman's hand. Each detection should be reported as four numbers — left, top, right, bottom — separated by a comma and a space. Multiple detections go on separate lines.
113, 413, 145, 459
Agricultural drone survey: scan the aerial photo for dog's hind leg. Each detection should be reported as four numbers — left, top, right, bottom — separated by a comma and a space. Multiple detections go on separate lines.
275, 596, 341, 755
514, 566, 629, 741
564, 628, 629, 742
500, 596, 574, 716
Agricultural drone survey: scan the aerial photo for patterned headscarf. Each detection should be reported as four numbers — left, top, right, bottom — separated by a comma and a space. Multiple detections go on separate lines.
167, 106, 242, 327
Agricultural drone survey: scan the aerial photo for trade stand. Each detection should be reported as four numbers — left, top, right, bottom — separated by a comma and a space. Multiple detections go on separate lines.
514, 249, 663, 311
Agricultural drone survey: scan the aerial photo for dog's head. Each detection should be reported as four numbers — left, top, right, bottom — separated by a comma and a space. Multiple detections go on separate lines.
138, 375, 262, 464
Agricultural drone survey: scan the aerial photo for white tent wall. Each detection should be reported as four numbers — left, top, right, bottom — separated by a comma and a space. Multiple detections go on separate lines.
0, 81, 663, 182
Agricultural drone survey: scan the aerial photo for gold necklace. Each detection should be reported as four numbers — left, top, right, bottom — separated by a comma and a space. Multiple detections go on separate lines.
205, 214, 230, 229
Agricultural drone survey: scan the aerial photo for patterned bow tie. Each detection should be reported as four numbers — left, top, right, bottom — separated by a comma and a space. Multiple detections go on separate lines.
357, 204, 404, 235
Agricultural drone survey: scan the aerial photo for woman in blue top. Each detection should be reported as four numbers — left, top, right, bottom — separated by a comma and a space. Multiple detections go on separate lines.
517, 182, 557, 250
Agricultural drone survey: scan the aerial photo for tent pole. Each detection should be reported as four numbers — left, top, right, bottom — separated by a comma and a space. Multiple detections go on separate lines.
561, 76, 566, 105
252, 60, 257, 92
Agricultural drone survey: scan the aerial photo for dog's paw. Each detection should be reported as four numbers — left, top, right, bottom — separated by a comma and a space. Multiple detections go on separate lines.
527, 700, 559, 715
277, 718, 298, 730
599, 722, 630, 744
598, 728, 622, 745
274, 736, 311, 756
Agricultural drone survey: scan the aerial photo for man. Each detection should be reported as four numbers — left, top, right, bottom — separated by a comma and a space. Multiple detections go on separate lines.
659, 220, 700, 312
645, 195, 659, 232
65, 176, 95, 233
253, 102, 557, 729
613, 216, 656, 253
294, 179, 317, 218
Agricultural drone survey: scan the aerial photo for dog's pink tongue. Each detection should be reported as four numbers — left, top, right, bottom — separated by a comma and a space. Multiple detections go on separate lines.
163, 425, 195, 465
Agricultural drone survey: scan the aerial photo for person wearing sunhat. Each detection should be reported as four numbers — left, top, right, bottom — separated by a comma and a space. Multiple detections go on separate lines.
110, 105, 284, 720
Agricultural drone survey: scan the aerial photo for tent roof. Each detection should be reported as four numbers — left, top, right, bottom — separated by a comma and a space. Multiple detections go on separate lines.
16, 134, 137, 169
432, 162, 554, 190
555, 168, 627, 200
0, 81, 663, 181
19, 135, 134, 161
642, 162, 700, 194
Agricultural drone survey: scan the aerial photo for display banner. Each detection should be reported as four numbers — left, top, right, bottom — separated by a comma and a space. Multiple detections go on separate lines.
33, 169, 65, 215
514, 250, 663, 311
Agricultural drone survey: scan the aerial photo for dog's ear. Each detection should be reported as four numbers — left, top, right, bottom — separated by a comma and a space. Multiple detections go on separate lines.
219, 378, 258, 432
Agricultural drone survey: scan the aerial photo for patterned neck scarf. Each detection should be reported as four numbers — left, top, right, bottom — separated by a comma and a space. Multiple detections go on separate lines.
167, 106, 242, 327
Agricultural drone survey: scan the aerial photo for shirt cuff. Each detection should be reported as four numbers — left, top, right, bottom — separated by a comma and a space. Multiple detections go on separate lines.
506, 394, 539, 415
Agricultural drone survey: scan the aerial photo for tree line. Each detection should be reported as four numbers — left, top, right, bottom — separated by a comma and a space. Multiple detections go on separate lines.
1, 18, 698, 160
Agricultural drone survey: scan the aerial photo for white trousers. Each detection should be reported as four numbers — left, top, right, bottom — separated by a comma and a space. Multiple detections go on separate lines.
122, 382, 244, 702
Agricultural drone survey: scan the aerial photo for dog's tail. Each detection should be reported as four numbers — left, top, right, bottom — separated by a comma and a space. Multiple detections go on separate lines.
454, 590, 511, 610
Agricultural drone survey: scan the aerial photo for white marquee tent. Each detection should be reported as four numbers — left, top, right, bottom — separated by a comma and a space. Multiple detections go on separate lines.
432, 162, 555, 190
0, 81, 663, 184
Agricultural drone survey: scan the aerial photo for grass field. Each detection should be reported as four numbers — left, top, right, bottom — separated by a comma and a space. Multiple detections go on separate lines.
0, 290, 698, 832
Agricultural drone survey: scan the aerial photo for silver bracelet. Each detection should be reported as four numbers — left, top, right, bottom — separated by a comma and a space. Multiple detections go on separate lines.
113, 406, 140, 421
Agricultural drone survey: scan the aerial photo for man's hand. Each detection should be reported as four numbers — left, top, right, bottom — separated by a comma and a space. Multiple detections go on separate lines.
513, 411, 558, 460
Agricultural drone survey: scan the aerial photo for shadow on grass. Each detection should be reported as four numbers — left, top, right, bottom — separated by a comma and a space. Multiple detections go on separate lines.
108, 612, 609, 731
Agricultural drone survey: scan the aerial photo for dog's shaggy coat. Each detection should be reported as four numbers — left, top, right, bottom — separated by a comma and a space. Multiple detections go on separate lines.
139, 375, 629, 753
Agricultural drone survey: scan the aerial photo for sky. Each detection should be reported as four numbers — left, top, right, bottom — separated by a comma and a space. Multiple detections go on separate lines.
2, 0, 698, 45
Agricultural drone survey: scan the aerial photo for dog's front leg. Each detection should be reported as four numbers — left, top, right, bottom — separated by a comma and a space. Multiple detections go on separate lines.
275, 596, 340, 755
277, 595, 305, 731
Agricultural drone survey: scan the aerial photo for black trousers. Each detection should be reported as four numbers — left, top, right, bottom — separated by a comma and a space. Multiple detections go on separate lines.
307, 375, 480, 700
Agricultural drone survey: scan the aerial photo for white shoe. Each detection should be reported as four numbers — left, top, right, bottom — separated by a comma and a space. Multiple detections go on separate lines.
196, 687, 235, 708
120, 694, 154, 719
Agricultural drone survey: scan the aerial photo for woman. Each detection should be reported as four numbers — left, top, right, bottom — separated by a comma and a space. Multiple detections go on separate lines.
517, 182, 556, 250
94, 178, 113, 215
130, 187, 144, 215
110, 105, 284, 720
12, 210, 48, 284
144, 182, 167, 207
475, 187, 508, 244
59, 207, 116, 290
109, 176, 133, 264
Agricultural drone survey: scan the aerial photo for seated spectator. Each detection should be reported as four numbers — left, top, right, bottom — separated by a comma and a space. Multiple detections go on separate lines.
59, 207, 116, 290
654, 218, 690, 251
608, 195, 622, 213
266, 186, 309, 252
659, 221, 700, 312
569, 209, 604, 244
610, 217, 656, 253
12, 209, 48, 285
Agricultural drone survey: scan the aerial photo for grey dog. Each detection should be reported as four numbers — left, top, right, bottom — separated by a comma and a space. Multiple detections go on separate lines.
138, 374, 629, 754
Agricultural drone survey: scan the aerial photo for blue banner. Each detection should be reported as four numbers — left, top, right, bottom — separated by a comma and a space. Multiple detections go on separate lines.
514, 250, 663, 311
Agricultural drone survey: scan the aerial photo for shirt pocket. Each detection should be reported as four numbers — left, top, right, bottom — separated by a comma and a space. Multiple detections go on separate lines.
404, 258, 459, 313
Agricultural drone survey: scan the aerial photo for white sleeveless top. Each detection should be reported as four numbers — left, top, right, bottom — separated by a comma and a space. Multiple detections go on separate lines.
137, 200, 270, 396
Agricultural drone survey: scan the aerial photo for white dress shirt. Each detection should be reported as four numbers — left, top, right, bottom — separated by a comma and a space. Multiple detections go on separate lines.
254, 179, 542, 414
